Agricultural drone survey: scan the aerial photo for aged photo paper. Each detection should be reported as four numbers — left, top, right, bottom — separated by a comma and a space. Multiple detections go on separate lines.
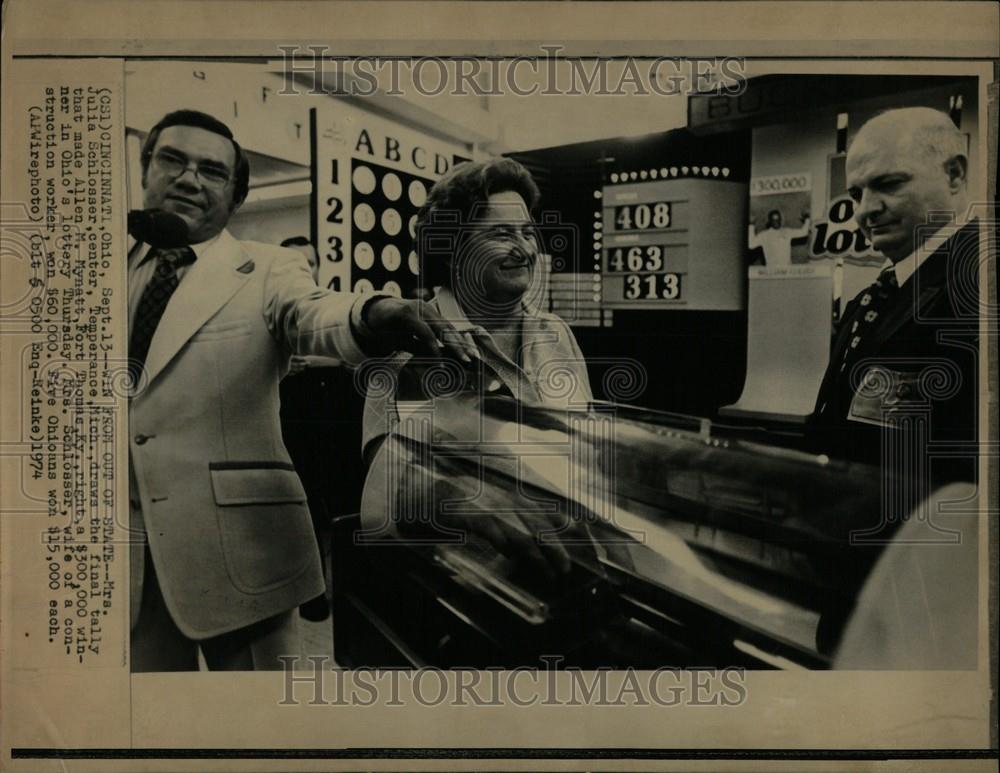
1, 1, 997, 771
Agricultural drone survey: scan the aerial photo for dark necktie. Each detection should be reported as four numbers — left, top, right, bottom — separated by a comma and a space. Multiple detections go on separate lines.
129, 246, 196, 389
833, 265, 900, 381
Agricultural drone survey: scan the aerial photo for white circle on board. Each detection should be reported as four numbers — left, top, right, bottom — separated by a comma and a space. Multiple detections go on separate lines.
382, 172, 402, 201
354, 203, 376, 232
353, 278, 375, 294
353, 241, 375, 270
352, 165, 376, 195
408, 250, 420, 275
383, 280, 402, 297
408, 214, 418, 239
381, 244, 402, 272
381, 208, 402, 236
408, 179, 427, 207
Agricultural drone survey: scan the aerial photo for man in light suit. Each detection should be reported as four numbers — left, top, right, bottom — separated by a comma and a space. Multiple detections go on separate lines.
810, 107, 979, 486
128, 110, 476, 671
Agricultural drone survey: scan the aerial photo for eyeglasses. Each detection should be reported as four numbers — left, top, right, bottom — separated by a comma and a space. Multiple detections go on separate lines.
152, 148, 232, 187
473, 222, 540, 245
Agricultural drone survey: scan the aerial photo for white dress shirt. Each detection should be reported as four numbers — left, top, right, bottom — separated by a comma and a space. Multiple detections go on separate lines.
127, 233, 221, 329
887, 216, 969, 288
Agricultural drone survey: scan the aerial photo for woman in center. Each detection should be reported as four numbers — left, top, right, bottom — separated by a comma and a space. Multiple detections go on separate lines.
360, 157, 594, 577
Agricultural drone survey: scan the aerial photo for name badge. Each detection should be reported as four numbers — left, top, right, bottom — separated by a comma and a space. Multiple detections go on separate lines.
847, 368, 927, 428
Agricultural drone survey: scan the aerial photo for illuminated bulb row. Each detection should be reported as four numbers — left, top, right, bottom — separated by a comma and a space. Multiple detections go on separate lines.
609, 166, 731, 183
592, 208, 603, 302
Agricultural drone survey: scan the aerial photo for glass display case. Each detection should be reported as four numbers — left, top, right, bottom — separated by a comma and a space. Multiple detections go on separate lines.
335, 395, 908, 669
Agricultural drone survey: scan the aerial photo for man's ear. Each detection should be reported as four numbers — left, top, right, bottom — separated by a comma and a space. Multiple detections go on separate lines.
944, 154, 968, 192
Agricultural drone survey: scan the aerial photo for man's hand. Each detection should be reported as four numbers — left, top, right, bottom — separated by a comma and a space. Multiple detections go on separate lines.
363, 297, 478, 362
286, 354, 309, 376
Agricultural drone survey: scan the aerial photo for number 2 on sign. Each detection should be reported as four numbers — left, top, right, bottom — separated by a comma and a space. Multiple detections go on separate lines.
624, 273, 681, 300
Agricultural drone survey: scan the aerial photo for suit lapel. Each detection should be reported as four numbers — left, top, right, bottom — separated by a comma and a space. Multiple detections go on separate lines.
813, 296, 860, 415
142, 230, 252, 388
865, 248, 949, 353
127, 237, 144, 268
813, 225, 972, 422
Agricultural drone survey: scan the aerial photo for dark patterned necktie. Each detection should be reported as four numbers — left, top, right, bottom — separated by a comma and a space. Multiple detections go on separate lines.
128, 246, 196, 389
834, 265, 900, 379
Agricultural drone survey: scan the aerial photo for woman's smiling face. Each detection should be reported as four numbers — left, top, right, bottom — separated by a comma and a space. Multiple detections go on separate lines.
455, 191, 539, 310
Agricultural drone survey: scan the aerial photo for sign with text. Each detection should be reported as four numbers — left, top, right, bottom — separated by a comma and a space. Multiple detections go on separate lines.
312, 103, 467, 297
748, 171, 813, 266
809, 195, 879, 265
601, 178, 746, 310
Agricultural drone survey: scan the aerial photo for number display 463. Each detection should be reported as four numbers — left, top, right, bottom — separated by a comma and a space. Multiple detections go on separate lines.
608, 245, 666, 272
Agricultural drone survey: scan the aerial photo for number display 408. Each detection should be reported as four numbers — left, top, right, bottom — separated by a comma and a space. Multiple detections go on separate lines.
614, 201, 671, 231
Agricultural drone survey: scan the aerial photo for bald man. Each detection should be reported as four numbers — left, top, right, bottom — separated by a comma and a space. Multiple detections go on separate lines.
810, 107, 979, 484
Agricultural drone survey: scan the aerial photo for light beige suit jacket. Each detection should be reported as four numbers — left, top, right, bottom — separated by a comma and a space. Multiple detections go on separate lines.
129, 230, 367, 639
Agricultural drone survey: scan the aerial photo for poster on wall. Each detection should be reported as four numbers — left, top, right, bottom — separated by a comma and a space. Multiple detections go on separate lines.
312, 103, 467, 298
747, 171, 813, 266
808, 194, 880, 264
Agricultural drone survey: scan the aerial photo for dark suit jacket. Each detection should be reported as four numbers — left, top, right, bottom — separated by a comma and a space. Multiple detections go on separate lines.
810, 221, 980, 483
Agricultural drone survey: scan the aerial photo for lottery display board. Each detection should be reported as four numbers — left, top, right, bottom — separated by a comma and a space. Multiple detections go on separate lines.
311, 104, 468, 298
346, 159, 432, 297
600, 178, 746, 310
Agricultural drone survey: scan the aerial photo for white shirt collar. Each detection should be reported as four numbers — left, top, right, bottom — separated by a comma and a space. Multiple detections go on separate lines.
434, 286, 531, 332
433, 287, 475, 331
133, 230, 224, 266
887, 215, 969, 288
190, 231, 223, 259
